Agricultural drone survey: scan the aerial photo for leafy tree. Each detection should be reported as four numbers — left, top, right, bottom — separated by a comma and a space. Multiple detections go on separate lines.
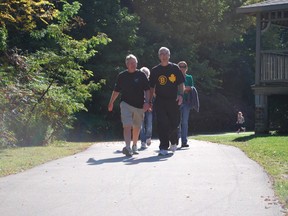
127, 0, 258, 131
66, 0, 143, 140
129, 0, 239, 91
0, 27, 8, 51
0, 1, 110, 146
0, 0, 57, 31
68, 0, 259, 137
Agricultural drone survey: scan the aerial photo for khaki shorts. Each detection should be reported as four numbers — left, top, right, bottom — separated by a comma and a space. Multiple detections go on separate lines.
120, 101, 144, 128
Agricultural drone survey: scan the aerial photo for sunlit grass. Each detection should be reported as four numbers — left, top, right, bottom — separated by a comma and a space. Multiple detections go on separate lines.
0, 141, 93, 177
192, 132, 288, 209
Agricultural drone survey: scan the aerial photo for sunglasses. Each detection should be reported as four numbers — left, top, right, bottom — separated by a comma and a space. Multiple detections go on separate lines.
179, 65, 187, 68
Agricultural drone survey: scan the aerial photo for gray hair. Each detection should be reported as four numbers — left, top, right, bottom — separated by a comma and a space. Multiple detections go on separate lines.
158, 47, 170, 56
140, 67, 150, 78
125, 54, 138, 64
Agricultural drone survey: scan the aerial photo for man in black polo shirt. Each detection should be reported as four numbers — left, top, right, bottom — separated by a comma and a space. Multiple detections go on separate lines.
149, 47, 185, 156
108, 54, 150, 157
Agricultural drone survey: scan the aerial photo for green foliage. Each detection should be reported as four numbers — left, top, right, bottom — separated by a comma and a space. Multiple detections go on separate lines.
131, 0, 251, 92
67, 0, 259, 138
65, 0, 143, 138
0, 27, 8, 51
269, 95, 288, 133
1, 0, 286, 142
0, 1, 110, 146
262, 25, 288, 50
0, 0, 57, 31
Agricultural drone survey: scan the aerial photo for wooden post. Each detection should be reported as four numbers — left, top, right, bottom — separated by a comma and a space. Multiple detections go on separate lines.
255, 94, 269, 134
255, 12, 261, 85
254, 13, 269, 134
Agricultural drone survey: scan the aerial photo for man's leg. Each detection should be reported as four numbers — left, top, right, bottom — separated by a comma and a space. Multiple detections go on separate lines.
132, 126, 141, 146
131, 126, 140, 154
168, 101, 180, 151
155, 101, 170, 150
131, 107, 144, 154
178, 105, 184, 143
146, 111, 153, 141
181, 104, 190, 146
120, 101, 133, 156
122, 125, 132, 156
123, 125, 132, 148
140, 114, 146, 144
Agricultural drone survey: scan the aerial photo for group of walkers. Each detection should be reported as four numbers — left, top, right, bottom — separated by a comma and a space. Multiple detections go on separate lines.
108, 47, 197, 157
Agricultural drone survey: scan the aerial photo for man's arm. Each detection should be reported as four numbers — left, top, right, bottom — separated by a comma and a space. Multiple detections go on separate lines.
178, 82, 184, 94
148, 87, 155, 110
176, 83, 185, 105
143, 89, 151, 112
108, 91, 120, 112
144, 89, 150, 104
149, 87, 155, 104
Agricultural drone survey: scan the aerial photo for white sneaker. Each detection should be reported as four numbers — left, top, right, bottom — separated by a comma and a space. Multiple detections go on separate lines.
132, 145, 139, 154
158, 149, 168, 156
146, 138, 152, 146
140, 142, 147, 149
170, 144, 177, 152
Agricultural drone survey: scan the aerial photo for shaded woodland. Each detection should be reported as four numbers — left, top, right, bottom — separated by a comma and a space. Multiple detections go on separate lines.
1, 0, 287, 146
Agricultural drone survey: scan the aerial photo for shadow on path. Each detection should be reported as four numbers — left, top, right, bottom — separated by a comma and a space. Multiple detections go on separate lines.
86, 150, 173, 166
124, 153, 173, 165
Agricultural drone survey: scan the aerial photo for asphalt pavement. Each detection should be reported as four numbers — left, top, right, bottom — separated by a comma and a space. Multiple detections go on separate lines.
0, 139, 286, 216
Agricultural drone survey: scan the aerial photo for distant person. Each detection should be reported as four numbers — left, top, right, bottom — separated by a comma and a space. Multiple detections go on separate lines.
178, 61, 194, 148
108, 54, 150, 156
139, 67, 153, 149
236, 111, 245, 133
149, 47, 185, 156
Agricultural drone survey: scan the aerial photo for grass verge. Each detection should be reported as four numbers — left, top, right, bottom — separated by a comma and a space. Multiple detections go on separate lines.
0, 141, 93, 177
192, 132, 288, 210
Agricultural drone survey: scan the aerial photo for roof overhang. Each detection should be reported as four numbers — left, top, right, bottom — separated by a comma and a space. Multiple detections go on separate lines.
237, 0, 288, 14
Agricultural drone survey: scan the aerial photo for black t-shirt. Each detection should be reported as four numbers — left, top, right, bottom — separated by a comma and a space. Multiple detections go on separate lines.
114, 69, 150, 108
150, 62, 185, 100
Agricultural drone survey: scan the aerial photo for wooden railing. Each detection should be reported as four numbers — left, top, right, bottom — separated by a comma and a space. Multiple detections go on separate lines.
261, 51, 288, 83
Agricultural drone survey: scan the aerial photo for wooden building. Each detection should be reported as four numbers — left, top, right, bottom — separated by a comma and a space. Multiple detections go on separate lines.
237, 0, 288, 133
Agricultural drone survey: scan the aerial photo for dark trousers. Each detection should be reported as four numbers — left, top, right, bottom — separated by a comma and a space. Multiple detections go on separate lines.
154, 98, 180, 150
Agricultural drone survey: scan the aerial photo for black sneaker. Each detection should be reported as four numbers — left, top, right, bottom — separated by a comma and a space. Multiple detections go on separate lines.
181, 144, 189, 148
122, 147, 132, 157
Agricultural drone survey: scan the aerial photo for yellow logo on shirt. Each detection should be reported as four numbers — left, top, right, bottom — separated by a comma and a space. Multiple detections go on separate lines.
158, 75, 167, 85
169, 74, 176, 83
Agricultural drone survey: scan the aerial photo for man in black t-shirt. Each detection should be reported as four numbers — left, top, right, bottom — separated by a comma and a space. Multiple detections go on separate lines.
149, 47, 185, 156
108, 54, 150, 157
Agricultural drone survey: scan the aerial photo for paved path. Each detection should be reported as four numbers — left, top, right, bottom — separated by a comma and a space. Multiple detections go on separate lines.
0, 140, 285, 216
